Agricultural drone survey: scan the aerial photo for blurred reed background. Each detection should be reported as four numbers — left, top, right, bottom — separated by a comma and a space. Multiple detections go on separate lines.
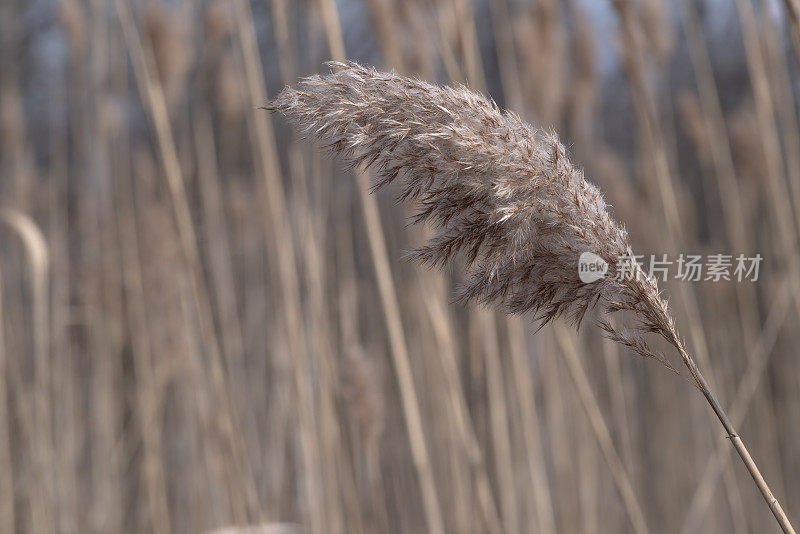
1, 0, 800, 532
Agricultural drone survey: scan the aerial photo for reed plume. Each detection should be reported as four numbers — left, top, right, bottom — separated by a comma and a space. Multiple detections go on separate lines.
269, 62, 678, 367
269, 62, 796, 533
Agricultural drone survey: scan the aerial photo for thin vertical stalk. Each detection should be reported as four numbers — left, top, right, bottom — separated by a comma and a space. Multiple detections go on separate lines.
488, 0, 523, 111
779, 0, 800, 67
315, 2, 446, 533
554, 327, 650, 534
610, 4, 794, 529
229, 0, 324, 527
419, 276, 501, 533
116, 156, 172, 534
677, 0, 759, 347
114, 0, 259, 523
506, 317, 557, 534
685, 357, 795, 534
682, 287, 793, 533
481, 309, 519, 534
0, 210, 52, 534
0, 267, 14, 534
609, 0, 713, 373
361, 3, 502, 529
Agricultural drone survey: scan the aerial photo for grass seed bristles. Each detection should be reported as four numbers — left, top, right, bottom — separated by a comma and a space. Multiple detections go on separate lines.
268, 62, 796, 534
269, 63, 675, 360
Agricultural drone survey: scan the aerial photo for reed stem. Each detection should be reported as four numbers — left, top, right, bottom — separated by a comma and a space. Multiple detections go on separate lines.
684, 353, 796, 534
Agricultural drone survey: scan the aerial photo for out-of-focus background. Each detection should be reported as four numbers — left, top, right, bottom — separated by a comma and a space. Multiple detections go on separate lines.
1, 0, 800, 532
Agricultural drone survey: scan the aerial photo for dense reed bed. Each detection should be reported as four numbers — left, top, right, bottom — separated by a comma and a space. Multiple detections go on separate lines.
2, 0, 800, 532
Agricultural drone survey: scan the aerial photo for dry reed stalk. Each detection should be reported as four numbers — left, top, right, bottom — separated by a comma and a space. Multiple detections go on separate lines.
371, 8, 503, 527
779, 0, 800, 67
611, 0, 680, 233
135, 149, 231, 530
0, 0, 36, 209
566, 2, 599, 159
451, 0, 486, 92
333, 181, 392, 534
47, 25, 80, 529
531, 331, 572, 532
263, 10, 352, 522
364, 0, 403, 70
609, 0, 716, 381
429, 9, 529, 528
197, 11, 255, 448
430, 2, 467, 86
0, 209, 53, 534
614, 4, 799, 520
419, 274, 502, 533
270, 8, 356, 527
675, 88, 759, 347
141, 2, 192, 109
731, 0, 799, 265
607, 8, 755, 520
314, 4, 447, 534
353, 165, 448, 534
269, 0, 296, 84
0, 266, 13, 534
554, 327, 649, 534
268, 62, 797, 533
682, 286, 793, 533
115, 0, 259, 524
194, 105, 262, 471
505, 317, 557, 534
638, 0, 674, 66
482, 9, 627, 530
599, 333, 635, 474
761, 12, 800, 245
301, 158, 351, 534
676, 93, 721, 233
338, 342, 381, 532
488, 0, 523, 111
480, 309, 520, 534
674, 10, 772, 500
235, 1, 344, 532
228, 0, 324, 515
730, 3, 800, 522
2, 311, 37, 534
86, 138, 125, 534
85, 5, 125, 525
115, 149, 172, 534
578, 416, 600, 534
513, 0, 565, 126
399, 0, 437, 79
231, 0, 324, 524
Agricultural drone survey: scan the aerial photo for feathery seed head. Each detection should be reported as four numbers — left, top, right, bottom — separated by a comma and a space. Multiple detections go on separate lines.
269, 62, 684, 368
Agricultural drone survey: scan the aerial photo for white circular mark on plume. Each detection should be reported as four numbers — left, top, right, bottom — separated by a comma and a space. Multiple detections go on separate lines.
578, 251, 608, 283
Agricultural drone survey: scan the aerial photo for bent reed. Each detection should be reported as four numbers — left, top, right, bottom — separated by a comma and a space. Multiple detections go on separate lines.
268, 62, 795, 534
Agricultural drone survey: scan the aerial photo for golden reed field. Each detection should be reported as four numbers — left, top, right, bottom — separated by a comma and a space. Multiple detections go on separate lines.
2, 0, 800, 532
